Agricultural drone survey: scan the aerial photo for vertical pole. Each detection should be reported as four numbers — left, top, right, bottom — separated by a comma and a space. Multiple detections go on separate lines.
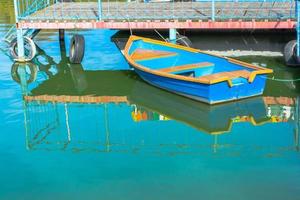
98, 0, 102, 21
14, 0, 25, 60
13, 0, 19, 22
59, 29, 65, 42
297, 0, 300, 56
17, 28, 25, 59
59, 29, 66, 61
211, 0, 215, 21
169, 28, 177, 44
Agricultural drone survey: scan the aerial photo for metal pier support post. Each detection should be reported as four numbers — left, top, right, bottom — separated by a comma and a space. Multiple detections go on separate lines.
16, 28, 25, 60
297, 0, 300, 56
98, 0, 102, 20
169, 28, 177, 44
59, 29, 65, 42
14, 0, 25, 61
211, 0, 215, 21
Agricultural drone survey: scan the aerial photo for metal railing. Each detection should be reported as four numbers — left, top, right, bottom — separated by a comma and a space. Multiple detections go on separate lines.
13, 0, 296, 22
14, 0, 50, 20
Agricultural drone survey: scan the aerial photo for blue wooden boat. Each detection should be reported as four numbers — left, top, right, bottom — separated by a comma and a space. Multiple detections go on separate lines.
124, 35, 273, 104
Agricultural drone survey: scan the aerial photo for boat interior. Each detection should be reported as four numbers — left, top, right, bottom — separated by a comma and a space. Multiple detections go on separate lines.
126, 37, 271, 84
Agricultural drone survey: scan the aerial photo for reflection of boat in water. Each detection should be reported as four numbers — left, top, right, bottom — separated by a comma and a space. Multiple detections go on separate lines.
129, 80, 270, 134
12, 50, 300, 153
19, 60, 270, 135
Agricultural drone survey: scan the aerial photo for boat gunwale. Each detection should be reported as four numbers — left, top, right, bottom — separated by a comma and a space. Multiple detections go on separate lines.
124, 35, 273, 86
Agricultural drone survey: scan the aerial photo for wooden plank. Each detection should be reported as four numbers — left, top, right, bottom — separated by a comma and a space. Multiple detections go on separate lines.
18, 20, 296, 30
198, 70, 251, 83
131, 48, 178, 61
158, 62, 214, 73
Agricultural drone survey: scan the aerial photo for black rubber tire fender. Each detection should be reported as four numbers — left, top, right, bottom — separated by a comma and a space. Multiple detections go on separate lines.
69, 34, 85, 64
292, 41, 300, 64
176, 35, 193, 48
284, 40, 298, 67
9, 36, 37, 61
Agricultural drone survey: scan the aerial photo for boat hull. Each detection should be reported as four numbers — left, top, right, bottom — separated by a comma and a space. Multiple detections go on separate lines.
123, 36, 272, 104
133, 67, 267, 104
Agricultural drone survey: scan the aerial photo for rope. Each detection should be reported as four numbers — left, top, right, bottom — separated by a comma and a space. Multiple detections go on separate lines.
264, 76, 300, 82
154, 29, 188, 44
154, 29, 168, 42
122, 14, 133, 36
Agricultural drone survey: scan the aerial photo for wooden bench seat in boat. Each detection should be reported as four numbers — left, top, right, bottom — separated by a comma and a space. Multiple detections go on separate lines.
158, 62, 214, 73
131, 49, 178, 61
198, 70, 251, 83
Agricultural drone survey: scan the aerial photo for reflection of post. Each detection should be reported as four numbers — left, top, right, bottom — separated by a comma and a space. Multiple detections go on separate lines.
64, 103, 71, 143
295, 97, 300, 151
104, 104, 110, 152
24, 102, 30, 150
18, 64, 30, 149
59, 30, 67, 60
69, 64, 88, 93
18, 64, 28, 96
213, 135, 218, 153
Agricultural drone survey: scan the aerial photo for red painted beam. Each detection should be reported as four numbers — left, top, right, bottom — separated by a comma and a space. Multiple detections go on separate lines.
18, 20, 296, 30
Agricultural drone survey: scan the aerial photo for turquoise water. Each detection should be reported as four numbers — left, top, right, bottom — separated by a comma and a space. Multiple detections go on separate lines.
1, 3, 300, 200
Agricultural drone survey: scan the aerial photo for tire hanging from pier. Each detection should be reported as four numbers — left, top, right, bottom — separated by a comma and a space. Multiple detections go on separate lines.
69, 34, 85, 64
9, 36, 37, 61
284, 40, 300, 67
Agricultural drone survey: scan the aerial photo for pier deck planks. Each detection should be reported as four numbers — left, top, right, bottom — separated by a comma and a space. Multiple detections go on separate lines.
23, 2, 295, 21
18, 2, 296, 29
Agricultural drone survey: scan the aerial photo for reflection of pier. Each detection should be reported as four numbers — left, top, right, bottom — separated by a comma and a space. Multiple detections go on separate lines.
24, 95, 128, 104
264, 96, 297, 123
12, 40, 300, 153
14, 65, 300, 154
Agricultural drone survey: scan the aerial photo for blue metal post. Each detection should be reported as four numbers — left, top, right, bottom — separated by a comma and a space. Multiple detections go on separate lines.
13, 0, 19, 21
16, 29, 25, 60
14, 0, 25, 60
169, 28, 177, 44
98, 0, 102, 21
211, 0, 215, 21
297, 0, 300, 56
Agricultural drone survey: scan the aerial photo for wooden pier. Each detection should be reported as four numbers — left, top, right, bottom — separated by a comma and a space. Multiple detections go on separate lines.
7, 0, 300, 64
18, 1, 296, 30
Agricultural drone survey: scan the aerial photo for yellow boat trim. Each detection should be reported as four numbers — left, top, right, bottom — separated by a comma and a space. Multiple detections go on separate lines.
124, 35, 273, 86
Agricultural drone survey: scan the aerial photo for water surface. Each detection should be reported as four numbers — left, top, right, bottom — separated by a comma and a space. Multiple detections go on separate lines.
1, 1, 300, 200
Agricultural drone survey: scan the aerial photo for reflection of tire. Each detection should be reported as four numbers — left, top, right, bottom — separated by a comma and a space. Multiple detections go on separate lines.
69, 63, 88, 93
9, 36, 37, 61
11, 62, 38, 84
69, 34, 85, 64
283, 71, 297, 90
176, 35, 193, 48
